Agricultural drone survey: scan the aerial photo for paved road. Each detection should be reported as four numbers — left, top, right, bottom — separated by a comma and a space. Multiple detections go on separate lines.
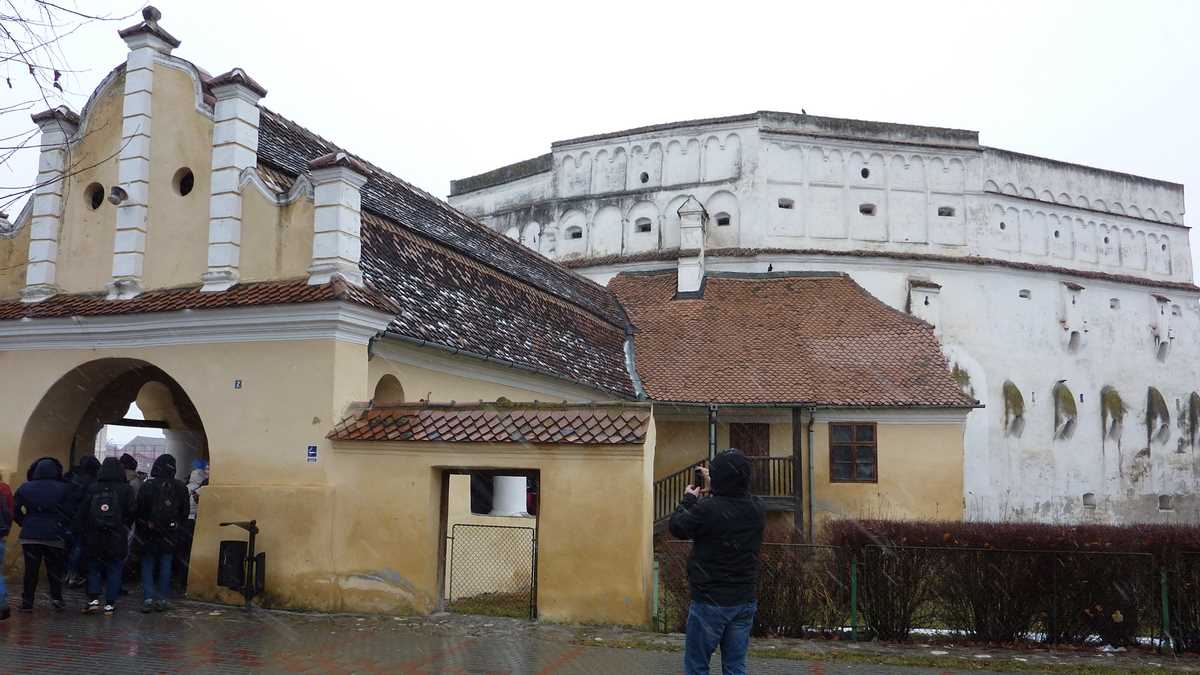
0, 596, 989, 674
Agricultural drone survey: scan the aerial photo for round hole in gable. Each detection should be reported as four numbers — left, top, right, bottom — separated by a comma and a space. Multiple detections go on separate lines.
1053, 230, 1060, 238
639, 171, 649, 184
173, 167, 195, 196
860, 167, 870, 179
85, 182, 105, 210
999, 221, 1006, 231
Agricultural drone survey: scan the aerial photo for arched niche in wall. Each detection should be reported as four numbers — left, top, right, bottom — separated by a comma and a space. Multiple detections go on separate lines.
627, 143, 663, 190
704, 190, 739, 248
557, 209, 588, 259
625, 200, 660, 254
1003, 380, 1025, 437
503, 225, 519, 241
1100, 386, 1126, 441
520, 222, 541, 250
590, 205, 623, 256
702, 133, 741, 182
373, 374, 405, 405
1147, 386, 1170, 446
891, 155, 927, 191
664, 138, 700, 186
1052, 382, 1077, 440
1188, 392, 1200, 449
661, 194, 689, 250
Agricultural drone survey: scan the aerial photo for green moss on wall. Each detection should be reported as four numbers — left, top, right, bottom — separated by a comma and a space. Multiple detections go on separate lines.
1053, 382, 1077, 439
1147, 386, 1170, 445
1189, 393, 1200, 448
1101, 386, 1126, 440
1002, 381, 1024, 435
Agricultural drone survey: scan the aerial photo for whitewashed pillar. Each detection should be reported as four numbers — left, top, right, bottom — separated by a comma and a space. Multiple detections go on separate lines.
109, 7, 178, 300
201, 69, 266, 292
21, 107, 79, 303
677, 195, 707, 294
307, 152, 369, 287
489, 476, 529, 517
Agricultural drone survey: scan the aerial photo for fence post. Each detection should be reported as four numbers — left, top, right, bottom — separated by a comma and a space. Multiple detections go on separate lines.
652, 559, 660, 631
1161, 565, 1174, 653
850, 556, 858, 642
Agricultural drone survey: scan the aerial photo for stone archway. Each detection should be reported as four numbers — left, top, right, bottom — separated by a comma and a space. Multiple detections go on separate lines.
18, 358, 209, 480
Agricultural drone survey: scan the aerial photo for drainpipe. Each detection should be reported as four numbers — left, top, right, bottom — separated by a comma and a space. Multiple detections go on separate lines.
707, 405, 718, 461
806, 413, 815, 543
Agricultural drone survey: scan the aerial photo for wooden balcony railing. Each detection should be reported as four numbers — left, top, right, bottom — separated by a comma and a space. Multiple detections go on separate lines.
653, 455, 797, 524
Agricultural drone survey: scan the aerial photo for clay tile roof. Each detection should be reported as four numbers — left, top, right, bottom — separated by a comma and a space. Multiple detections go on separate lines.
328, 403, 651, 445
254, 108, 636, 397
0, 278, 392, 321
609, 271, 977, 407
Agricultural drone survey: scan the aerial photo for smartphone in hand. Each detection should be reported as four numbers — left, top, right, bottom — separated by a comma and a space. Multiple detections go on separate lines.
693, 467, 705, 491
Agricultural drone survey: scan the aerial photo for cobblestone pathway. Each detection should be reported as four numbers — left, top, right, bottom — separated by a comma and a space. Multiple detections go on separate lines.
0, 597, 994, 674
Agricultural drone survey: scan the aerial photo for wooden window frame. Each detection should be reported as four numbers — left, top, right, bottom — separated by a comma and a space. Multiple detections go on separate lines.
829, 422, 878, 483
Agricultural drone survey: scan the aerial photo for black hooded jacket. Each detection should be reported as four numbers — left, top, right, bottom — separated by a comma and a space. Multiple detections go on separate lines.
65, 455, 101, 526
75, 457, 136, 561
668, 449, 766, 606
135, 454, 191, 553
14, 458, 71, 544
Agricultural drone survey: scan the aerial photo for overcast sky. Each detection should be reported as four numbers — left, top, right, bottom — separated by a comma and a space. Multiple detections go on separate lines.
3, 0, 1199, 278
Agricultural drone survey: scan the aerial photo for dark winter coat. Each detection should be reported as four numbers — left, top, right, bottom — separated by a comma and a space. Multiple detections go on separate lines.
65, 456, 101, 529
668, 449, 766, 607
135, 455, 191, 554
75, 457, 136, 561
0, 480, 13, 538
14, 458, 72, 545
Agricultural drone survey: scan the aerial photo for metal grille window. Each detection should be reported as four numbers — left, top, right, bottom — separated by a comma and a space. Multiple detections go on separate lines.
830, 422, 877, 482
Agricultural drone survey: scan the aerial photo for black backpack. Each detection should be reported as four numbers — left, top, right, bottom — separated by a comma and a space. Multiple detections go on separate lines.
89, 486, 122, 531
148, 480, 179, 532
0, 495, 10, 537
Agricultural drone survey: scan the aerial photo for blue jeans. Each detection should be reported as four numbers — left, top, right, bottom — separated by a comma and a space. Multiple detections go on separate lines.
0, 540, 7, 607
140, 552, 172, 602
87, 558, 123, 605
684, 600, 757, 675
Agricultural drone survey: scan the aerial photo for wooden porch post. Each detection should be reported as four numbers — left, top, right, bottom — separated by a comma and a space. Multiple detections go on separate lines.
792, 407, 805, 536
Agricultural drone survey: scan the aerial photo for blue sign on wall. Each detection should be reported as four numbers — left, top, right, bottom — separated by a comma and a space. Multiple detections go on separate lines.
306, 444, 318, 463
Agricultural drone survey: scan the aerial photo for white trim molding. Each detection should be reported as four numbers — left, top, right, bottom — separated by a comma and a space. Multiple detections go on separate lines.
242, 168, 312, 206
811, 408, 972, 425
0, 301, 393, 351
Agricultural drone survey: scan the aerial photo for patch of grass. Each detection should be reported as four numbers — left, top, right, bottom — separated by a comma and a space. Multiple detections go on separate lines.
446, 592, 532, 619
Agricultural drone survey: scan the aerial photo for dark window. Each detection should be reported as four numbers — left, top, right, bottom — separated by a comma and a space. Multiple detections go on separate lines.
567, 226, 583, 240
777, 198, 795, 210
830, 422, 877, 483
635, 217, 652, 233
715, 213, 731, 226
174, 167, 195, 196
858, 203, 876, 216
639, 171, 649, 184
860, 167, 870, 179
937, 206, 955, 217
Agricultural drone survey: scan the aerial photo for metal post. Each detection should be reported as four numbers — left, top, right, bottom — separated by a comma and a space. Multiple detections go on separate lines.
707, 405, 718, 461
652, 559, 660, 630
850, 557, 858, 642
791, 407, 804, 536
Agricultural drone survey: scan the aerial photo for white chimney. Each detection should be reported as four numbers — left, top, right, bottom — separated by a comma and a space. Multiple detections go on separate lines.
21, 106, 79, 303
676, 195, 707, 295
307, 152, 369, 286
108, 6, 179, 300
201, 68, 267, 292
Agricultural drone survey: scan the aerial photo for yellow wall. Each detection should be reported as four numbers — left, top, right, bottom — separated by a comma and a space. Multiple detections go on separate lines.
325, 440, 653, 626
368, 352, 597, 404
239, 188, 314, 284
649, 414, 965, 528
142, 63, 213, 290
808, 420, 964, 526
56, 72, 123, 294
0, 224, 31, 300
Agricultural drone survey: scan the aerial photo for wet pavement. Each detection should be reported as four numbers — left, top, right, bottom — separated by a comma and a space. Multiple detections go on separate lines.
0, 595, 996, 674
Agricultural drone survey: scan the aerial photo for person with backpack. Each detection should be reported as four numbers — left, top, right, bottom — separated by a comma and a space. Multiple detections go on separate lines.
75, 457, 135, 616
64, 456, 101, 588
0, 471, 13, 620
135, 454, 189, 612
13, 457, 71, 613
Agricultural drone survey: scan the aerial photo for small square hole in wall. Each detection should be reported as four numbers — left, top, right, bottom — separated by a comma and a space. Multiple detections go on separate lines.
937, 206, 955, 217
634, 217, 652, 233
1172, 304, 1182, 317
1018, 289, 1032, 299
1159, 494, 1174, 511
859, 203, 876, 216
778, 198, 795, 210
1082, 492, 1096, 509
1110, 298, 1120, 309
715, 213, 731, 227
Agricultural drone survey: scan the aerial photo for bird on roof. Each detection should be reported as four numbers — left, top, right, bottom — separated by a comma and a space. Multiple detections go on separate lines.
801, 109, 807, 115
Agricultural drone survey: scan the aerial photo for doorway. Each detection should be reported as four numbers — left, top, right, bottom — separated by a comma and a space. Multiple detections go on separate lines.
438, 469, 538, 619
730, 422, 770, 494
